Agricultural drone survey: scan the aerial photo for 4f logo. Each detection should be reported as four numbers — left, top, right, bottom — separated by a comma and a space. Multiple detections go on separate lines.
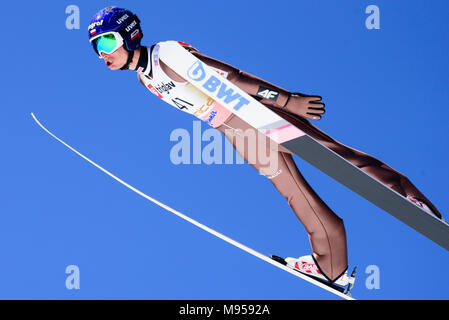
257, 87, 279, 102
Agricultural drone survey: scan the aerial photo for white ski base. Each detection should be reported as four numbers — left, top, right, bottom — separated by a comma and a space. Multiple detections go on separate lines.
31, 113, 355, 301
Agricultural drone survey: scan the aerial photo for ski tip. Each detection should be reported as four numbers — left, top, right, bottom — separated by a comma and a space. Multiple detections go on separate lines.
31, 112, 38, 122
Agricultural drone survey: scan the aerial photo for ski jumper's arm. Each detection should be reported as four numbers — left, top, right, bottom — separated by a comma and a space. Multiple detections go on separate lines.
184, 46, 326, 120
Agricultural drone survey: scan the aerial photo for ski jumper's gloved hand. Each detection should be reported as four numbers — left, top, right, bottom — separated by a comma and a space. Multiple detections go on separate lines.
185, 46, 325, 120
284, 93, 325, 120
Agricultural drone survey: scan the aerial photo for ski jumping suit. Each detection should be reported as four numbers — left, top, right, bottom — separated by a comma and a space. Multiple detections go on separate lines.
137, 41, 441, 282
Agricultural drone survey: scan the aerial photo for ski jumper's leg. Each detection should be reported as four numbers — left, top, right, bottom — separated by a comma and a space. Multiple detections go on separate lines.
186, 47, 440, 216
216, 113, 348, 281
269, 107, 442, 219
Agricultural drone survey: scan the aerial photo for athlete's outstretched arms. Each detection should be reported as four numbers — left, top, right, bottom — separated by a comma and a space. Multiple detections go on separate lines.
186, 47, 326, 120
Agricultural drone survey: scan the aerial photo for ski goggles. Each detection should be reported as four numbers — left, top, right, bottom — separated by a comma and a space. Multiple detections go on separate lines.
90, 31, 124, 58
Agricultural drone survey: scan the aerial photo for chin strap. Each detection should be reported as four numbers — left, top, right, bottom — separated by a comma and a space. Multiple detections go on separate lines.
120, 49, 135, 70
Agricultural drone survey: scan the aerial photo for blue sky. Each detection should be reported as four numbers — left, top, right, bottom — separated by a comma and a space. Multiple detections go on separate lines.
1, 1, 448, 299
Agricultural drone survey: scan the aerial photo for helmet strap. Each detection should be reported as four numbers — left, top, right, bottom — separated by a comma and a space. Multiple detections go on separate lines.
120, 49, 135, 70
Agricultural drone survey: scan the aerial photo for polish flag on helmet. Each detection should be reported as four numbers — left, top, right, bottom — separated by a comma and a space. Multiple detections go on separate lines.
131, 29, 140, 41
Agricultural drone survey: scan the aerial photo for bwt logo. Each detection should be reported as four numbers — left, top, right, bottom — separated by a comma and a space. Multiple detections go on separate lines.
187, 61, 250, 111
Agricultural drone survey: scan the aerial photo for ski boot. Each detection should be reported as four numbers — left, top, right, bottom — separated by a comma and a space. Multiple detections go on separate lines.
271, 254, 356, 295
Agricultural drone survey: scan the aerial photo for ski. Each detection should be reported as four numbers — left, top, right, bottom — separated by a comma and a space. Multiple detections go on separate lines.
158, 41, 449, 252
31, 113, 356, 300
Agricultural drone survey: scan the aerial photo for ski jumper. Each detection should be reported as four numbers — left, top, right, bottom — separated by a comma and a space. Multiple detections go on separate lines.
137, 41, 441, 282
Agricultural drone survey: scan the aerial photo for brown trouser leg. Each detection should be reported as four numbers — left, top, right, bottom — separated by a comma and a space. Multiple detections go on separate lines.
216, 114, 348, 281
269, 107, 442, 219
